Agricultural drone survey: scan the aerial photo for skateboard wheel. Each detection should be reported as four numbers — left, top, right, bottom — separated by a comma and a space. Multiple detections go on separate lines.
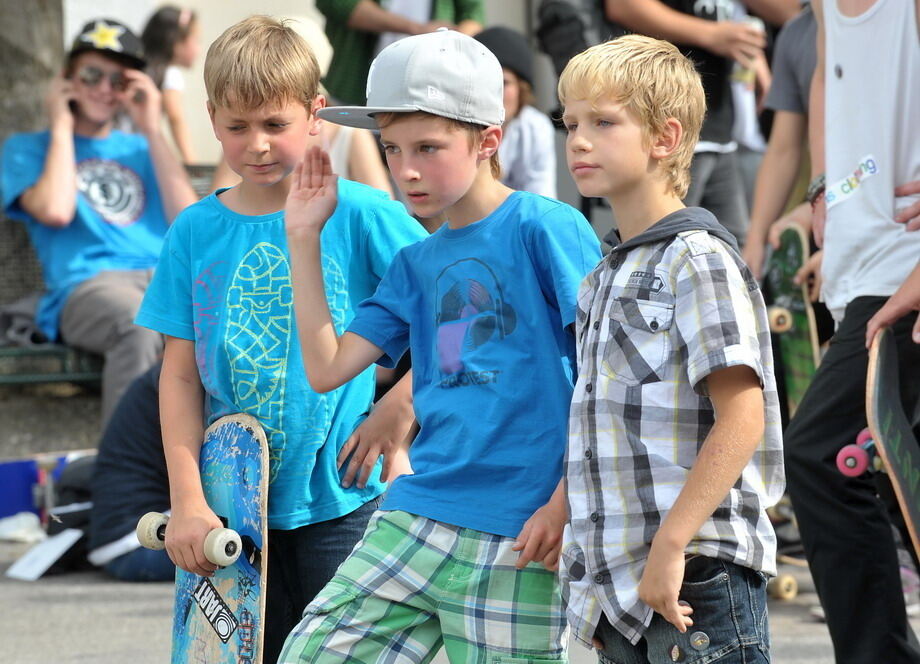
136, 512, 169, 550
204, 527, 242, 567
856, 428, 873, 447
768, 307, 793, 333
768, 574, 798, 600
836, 445, 870, 477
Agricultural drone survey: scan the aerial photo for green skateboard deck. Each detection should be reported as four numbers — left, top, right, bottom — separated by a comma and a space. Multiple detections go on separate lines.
765, 224, 820, 416
867, 328, 920, 559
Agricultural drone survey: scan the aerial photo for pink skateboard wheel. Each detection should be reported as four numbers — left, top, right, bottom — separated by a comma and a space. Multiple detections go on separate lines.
837, 445, 870, 477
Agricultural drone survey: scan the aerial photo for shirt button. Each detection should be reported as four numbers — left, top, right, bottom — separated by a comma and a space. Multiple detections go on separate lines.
594, 573, 605, 584
585, 382, 593, 393
590, 512, 599, 522
593, 320, 600, 330
650, 319, 659, 330
584, 449, 593, 459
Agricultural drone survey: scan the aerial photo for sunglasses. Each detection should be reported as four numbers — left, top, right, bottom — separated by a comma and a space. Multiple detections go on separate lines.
76, 65, 127, 91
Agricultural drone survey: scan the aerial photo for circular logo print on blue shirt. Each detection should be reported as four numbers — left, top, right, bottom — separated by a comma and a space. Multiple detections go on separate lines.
77, 158, 145, 226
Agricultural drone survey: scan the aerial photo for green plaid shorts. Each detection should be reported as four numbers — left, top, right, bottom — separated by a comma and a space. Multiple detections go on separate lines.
278, 510, 568, 663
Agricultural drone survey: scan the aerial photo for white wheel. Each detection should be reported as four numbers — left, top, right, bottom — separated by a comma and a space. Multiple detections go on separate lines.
203, 527, 242, 567
768, 574, 798, 600
136, 512, 169, 550
768, 307, 793, 333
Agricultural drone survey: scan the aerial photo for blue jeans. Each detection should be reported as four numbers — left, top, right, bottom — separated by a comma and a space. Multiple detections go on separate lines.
263, 497, 382, 664
104, 547, 175, 582
595, 556, 770, 664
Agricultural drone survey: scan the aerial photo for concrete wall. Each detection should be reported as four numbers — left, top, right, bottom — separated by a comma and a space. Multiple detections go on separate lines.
0, 0, 66, 304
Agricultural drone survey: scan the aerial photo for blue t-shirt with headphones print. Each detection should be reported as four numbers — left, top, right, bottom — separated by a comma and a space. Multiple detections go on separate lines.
348, 191, 602, 537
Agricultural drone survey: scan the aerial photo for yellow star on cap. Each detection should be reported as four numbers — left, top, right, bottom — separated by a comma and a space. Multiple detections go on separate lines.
82, 21, 125, 52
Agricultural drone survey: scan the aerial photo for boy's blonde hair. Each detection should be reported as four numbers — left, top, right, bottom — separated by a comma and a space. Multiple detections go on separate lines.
375, 112, 502, 180
558, 35, 705, 198
204, 15, 320, 111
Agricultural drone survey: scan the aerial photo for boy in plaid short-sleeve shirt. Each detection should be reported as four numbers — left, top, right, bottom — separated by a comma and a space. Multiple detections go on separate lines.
558, 36, 784, 663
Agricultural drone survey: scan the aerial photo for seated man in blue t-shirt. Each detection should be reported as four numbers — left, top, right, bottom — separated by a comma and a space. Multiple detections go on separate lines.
0, 18, 197, 425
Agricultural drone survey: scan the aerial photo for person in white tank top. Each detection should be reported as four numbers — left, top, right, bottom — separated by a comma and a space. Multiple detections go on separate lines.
783, 2, 920, 662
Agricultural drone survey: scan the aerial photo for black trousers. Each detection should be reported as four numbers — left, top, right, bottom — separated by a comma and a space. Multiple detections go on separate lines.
785, 296, 920, 663
262, 497, 380, 664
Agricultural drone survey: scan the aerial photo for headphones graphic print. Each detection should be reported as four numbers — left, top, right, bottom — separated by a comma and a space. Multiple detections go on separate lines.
435, 258, 517, 375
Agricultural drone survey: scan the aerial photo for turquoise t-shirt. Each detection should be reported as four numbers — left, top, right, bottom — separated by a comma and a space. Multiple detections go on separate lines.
348, 191, 602, 537
136, 179, 427, 529
1, 130, 167, 339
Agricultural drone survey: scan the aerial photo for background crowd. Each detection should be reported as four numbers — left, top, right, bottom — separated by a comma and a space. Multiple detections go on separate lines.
1, 2, 919, 663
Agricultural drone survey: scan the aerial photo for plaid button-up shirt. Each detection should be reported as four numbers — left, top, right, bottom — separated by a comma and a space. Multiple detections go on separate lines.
561, 227, 784, 647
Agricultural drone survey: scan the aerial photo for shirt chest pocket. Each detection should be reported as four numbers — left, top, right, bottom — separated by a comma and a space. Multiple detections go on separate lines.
600, 297, 674, 386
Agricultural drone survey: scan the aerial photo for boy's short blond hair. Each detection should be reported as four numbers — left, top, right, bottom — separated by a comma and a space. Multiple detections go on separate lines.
558, 35, 705, 198
204, 15, 320, 111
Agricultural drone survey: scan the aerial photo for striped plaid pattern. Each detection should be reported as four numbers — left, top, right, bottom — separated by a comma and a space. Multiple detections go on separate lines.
279, 510, 567, 664
562, 230, 784, 647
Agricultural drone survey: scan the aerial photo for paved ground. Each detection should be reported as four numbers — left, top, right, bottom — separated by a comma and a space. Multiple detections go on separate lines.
0, 385, 101, 457
4, 537, 901, 664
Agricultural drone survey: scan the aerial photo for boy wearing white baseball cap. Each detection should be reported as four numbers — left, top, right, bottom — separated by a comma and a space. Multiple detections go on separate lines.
278, 28, 601, 663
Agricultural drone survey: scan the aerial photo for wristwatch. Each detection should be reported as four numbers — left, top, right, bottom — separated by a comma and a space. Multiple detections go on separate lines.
806, 174, 826, 206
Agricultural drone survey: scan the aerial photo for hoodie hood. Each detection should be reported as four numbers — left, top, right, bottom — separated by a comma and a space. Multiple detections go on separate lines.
603, 207, 740, 254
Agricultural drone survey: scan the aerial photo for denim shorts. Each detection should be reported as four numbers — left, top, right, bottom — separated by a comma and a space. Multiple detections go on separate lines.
595, 556, 770, 664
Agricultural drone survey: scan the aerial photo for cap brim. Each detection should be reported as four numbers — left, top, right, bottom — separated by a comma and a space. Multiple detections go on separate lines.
317, 105, 422, 130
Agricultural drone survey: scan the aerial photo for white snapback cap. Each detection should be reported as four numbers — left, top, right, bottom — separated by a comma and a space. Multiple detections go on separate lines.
318, 28, 505, 130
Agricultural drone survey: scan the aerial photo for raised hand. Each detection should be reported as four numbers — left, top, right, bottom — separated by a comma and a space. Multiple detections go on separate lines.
46, 73, 76, 130
118, 69, 162, 136
285, 146, 339, 237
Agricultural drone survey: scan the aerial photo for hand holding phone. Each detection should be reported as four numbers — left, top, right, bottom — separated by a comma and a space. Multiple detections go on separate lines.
118, 69, 162, 137
46, 73, 76, 129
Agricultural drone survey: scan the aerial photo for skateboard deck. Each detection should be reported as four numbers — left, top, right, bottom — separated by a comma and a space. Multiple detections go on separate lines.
764, 224, 821, 417
153, 414, 269, 664
866, 328, 920, 559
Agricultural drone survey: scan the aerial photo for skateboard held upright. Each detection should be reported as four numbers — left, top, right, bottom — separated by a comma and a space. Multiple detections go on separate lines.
865, 327, 920, 558
136, 413, 269, 664
764, 224, 821, 417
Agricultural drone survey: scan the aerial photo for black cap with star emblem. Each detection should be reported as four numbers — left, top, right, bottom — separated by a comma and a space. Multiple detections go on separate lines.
68, 19, 146, 70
